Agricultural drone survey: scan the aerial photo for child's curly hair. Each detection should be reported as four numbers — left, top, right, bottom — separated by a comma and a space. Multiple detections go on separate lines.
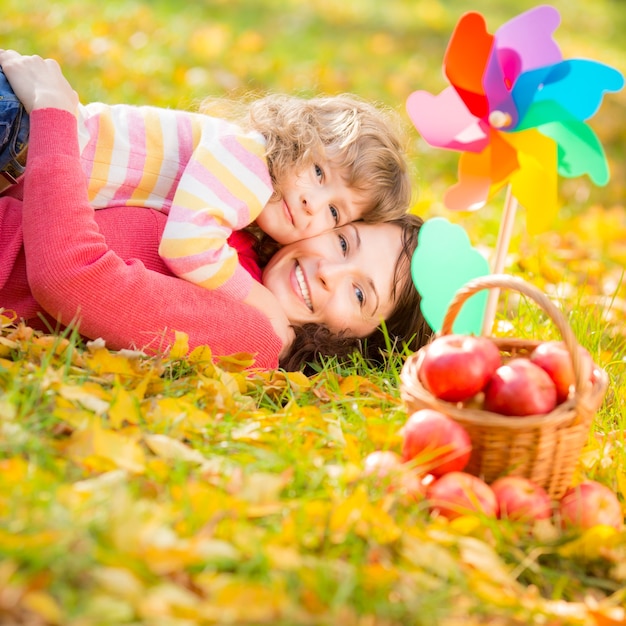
247, 93, 413, 223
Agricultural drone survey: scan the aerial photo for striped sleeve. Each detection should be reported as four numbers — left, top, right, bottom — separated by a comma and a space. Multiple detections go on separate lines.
158, 116, 274, 299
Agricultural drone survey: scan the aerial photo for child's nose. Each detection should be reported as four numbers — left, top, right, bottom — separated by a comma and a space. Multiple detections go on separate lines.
302, 191, 325, 216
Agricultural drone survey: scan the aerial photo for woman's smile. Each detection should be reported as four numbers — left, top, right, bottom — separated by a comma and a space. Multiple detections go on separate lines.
262, 221, 405, 337
294, 261, 313, 310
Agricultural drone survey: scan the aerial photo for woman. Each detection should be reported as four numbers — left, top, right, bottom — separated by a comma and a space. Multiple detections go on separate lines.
0, 50, 431, 370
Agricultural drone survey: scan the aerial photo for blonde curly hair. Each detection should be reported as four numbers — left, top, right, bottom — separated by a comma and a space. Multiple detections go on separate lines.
200, 93, 413, 223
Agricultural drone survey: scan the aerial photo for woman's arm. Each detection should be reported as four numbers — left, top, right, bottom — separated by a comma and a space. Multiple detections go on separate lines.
1, 51, 287, 367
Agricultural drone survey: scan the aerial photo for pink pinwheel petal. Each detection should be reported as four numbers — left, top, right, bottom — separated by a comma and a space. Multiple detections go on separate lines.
507, 129, 558, 234
406, 86, 489, 152
444, 130, 518, 211
483, 5, 563, 128
444, 11, 493, 118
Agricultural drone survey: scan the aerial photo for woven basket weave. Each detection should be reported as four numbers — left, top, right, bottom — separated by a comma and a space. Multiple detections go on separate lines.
400, 275, 609, 499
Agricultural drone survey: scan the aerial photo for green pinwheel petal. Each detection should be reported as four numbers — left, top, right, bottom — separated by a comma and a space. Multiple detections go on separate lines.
539, 120, 609, 185
515, 101, 610, 185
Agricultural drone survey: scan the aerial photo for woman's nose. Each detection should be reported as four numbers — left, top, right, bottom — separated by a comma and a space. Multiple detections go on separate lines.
317, 259, 347, 288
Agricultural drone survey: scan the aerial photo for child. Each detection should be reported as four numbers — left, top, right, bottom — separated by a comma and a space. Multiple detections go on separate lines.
0, 64, 413, 305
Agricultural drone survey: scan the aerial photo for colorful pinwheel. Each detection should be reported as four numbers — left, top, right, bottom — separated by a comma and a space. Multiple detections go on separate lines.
407, 5, 624, 335
406, 4, 624, 234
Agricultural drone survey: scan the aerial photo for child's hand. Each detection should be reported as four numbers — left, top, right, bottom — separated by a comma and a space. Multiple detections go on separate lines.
0, 49, 78, 114
244, 281, 295, 353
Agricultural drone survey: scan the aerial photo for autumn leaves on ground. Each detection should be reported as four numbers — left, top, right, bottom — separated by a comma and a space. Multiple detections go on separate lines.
2, 1, 626, 624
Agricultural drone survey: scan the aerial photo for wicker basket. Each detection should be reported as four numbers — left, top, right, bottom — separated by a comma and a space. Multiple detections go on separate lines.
400, 275, 609, 499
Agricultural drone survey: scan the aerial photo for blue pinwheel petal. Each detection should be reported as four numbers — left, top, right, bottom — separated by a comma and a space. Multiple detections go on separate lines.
512, 59, 624, 126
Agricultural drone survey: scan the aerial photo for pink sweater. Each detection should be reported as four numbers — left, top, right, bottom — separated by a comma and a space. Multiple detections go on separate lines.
0, 109, 282, 369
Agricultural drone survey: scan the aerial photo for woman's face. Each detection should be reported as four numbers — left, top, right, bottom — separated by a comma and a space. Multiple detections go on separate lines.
262, 221, 406, 337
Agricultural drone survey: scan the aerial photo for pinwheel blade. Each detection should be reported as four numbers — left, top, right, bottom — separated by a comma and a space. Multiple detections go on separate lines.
539, 118, 611, 185
444, 130, 518, 211
444, 11, 493, 118
483, 5, 562, 126
507, 129, 558, 234
406, 86, 489, 152
513, 59, 625, 125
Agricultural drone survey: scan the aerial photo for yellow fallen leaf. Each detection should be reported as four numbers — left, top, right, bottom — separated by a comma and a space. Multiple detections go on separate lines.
65, 421, 146, 473
109, 385, 141, 428
200, 577, 292, 623
144, 433, 206, 464
85, 346, 147, 377
58, 382, 110, 415
558, 525, 620, 560
215, 351, 257, 371
22, 591, 63, 625
168, 330, 189, 359
0, 309, 17, 326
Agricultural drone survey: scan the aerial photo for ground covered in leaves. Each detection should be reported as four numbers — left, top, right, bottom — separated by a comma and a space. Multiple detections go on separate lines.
2, 215, 626, 624
2, 0, 626, 624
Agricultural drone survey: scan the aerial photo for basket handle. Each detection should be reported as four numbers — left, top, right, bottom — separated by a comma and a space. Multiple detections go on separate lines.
440, 274, 587, 397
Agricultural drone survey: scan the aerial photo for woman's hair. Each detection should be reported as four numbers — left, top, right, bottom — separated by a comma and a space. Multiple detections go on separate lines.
279, 212, 433, 372
200, 93, 413, 223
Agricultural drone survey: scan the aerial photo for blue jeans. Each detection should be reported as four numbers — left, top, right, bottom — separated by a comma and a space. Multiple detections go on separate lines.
0, 67, 29, 180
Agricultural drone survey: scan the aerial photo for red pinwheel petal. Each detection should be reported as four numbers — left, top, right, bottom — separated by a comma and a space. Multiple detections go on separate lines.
444, 11, 493, 119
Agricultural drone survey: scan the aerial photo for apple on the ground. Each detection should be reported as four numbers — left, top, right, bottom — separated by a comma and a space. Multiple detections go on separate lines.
559, 480, 623, 530
401, 409, 472, 477
363, 450, 403, 478
426, 471, 498, 520
490, 475, 552, 522
363, 450, 425, 502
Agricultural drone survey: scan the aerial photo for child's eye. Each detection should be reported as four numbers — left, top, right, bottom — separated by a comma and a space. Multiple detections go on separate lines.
338, 234, 348, 255
354, 286, 364, 305
329, 206, 339, 224
314, 164, 323, 180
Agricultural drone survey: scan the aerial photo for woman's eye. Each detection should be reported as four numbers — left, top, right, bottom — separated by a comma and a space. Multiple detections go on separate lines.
314, 164, 323, 180
329, 206, 339, 224
338, 234, 348, 254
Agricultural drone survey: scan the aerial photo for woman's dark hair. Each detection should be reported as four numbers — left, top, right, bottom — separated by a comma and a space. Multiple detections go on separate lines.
278, 213, 433, 372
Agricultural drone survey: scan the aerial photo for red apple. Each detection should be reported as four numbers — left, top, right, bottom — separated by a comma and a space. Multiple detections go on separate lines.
419, 334, 501, 402
559, 480, 623, 530
491, 476, 552, 522
426, 471, 498, 520
530, 341, 595, 404
483, 358, 558, 416
363, 451, 425, 503
363, 451, 403, 478
401, 409, 472, 477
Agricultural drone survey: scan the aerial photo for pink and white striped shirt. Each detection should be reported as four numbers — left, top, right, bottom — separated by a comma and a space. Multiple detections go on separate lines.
76, 102, 273, 300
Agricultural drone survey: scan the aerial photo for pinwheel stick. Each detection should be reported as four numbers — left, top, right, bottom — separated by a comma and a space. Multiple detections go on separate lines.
482, 185, 518, 335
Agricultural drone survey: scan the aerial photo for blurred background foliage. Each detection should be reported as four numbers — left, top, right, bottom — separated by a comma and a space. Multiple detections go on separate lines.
2, 0, 625, 239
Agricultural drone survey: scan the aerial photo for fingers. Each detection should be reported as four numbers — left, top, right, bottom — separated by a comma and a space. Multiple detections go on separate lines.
0, 50, 77, 114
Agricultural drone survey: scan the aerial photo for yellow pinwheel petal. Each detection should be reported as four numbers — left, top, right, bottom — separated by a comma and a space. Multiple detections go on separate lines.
507, 129, 559, 234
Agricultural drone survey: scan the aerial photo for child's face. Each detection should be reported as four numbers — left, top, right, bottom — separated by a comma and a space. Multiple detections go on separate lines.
255, 157, 368, 245
261, 221, 405, 337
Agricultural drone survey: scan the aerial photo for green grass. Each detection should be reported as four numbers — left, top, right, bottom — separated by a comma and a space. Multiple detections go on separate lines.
2, 0, 626, 623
